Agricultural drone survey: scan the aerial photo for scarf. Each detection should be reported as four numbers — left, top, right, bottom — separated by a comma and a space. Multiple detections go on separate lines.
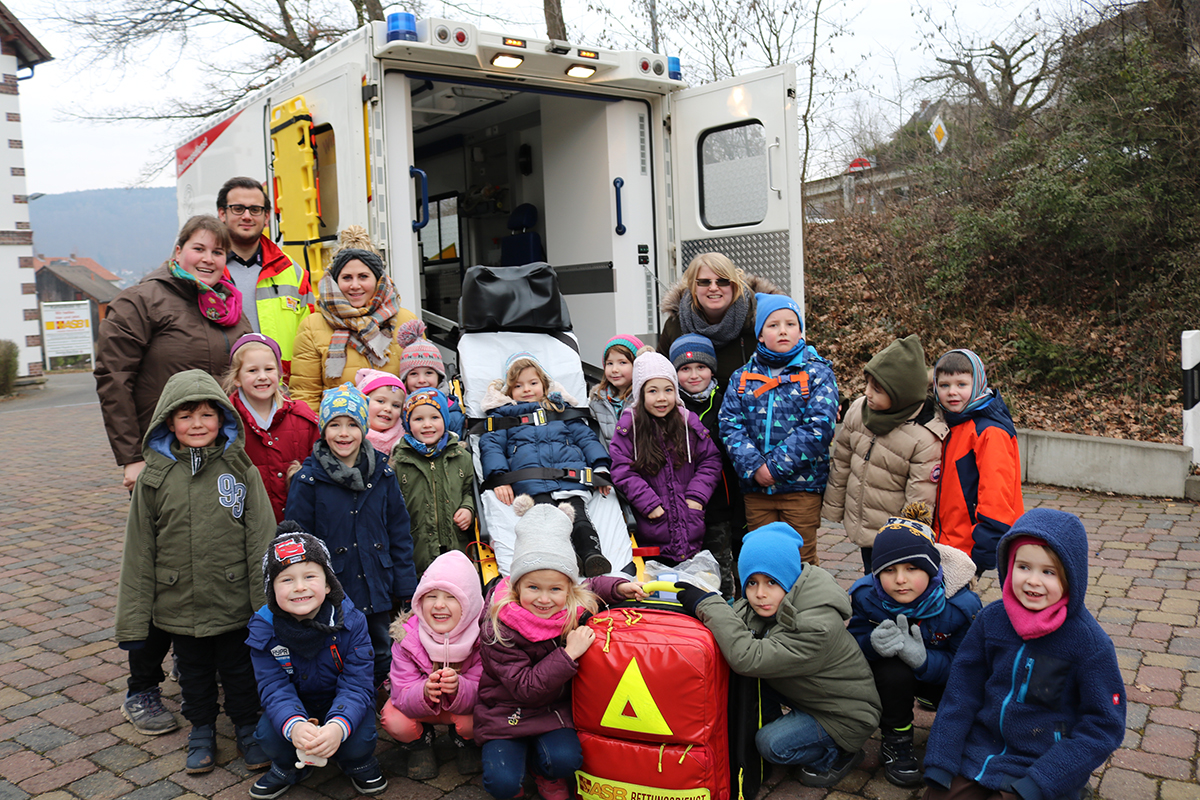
273, 600, 344, 660
317, 271, 401, 378
875, 567, 948, 621
496, 578, 587, 642
366, 424, 406, 457
862, 396, 925, 437
313, 439, 374, 491
678, 290, 749, 350
237, 388, 277, 430
755, 338, 807, 368
170, 260, 243, 327
682, 378, 718, 404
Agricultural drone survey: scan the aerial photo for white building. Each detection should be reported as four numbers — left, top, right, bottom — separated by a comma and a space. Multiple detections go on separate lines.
0, 3, 50, 379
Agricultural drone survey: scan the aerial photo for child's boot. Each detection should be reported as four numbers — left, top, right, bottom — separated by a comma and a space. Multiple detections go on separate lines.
404, 722, 438, 780
235, 722, 271, 770
185, 724, 217, 774
880, 726, 922, 787
533, 774, 570, 800
349, 758, 389, 795
450, 725, 482, 775
573, 522, 610, 576
249, 765, 310, 800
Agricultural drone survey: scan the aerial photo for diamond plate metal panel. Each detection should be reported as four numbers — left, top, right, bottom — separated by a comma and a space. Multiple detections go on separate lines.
680, 231, 791, 295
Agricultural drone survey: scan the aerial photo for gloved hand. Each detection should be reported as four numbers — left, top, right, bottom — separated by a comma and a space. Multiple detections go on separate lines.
870, 619, 904, 658
118, 641, 146, 651
894, 613, 927, 670
675, 583, 716, 616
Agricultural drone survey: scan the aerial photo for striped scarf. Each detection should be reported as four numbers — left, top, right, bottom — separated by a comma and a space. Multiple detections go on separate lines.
317, 271, 400, 378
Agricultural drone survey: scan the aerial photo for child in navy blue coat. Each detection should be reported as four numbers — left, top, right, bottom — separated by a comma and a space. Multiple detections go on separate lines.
247, 525, 385, 798
922, 509, 1125, 800
847, 504, 981, 788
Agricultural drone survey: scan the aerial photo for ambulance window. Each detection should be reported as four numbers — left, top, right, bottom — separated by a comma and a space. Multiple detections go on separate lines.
312, 124, 339, 235
698, 122, 768, 228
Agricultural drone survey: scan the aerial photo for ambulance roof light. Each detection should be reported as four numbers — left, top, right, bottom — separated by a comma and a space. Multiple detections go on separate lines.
668, 56, 682, 80
566, 64, 596, 79
386, 12, 418, 42
491, 53, 524, 69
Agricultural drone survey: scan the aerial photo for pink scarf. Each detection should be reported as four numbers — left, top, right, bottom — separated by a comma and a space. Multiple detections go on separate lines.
495, 577, 585, 642
1002, 536, 1069, 640
169, 260, 243, 327
366, 424, 406, 456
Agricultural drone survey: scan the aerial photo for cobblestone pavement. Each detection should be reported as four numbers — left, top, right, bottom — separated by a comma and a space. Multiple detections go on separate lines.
1, 380, 1198, 800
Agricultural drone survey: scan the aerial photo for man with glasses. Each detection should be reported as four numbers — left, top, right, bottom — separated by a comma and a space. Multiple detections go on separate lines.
217, 177, 314, 379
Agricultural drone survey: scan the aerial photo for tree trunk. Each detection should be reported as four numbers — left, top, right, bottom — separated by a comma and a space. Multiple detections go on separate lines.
545, 0, 567, 40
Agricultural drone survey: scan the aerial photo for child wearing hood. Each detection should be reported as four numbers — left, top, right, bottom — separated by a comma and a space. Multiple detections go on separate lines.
382, 550, 485, 779
115, 369, 275, 776
924, 509, 1125, 800
247, 525, 387, 798
847, 503, 982, 788
822, 335, 947, 574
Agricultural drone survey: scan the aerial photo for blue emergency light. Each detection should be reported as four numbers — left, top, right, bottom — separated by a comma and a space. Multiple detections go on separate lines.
668, 57, 682, 80
387, 12, 418, 42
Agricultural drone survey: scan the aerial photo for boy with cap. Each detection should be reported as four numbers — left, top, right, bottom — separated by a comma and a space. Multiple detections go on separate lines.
718, 294, 839, 564
670, 333, 744, 595
676, 523, 881, 788
847, 503, 981, 787
247, 524, 387, 798
286, 383, 417, 691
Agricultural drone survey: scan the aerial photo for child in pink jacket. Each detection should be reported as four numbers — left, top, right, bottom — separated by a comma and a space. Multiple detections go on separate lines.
381, 550, 485, 779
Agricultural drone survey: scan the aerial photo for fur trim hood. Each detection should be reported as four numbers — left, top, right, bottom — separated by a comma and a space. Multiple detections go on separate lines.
937, 543, 978, 597
659, 272, 782, 317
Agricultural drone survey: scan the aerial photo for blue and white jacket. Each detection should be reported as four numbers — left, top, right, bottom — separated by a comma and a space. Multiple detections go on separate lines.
924, 509, 1125, 800
718, 348, 838, 494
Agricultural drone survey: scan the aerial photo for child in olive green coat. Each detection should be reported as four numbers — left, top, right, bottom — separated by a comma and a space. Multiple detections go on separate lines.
390, 388, 476, 573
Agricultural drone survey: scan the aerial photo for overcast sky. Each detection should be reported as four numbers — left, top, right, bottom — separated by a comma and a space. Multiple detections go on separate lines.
13, 0, 1077, 195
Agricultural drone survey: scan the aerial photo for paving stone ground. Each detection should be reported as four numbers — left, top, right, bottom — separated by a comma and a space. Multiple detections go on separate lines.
2, 376, 1198, 799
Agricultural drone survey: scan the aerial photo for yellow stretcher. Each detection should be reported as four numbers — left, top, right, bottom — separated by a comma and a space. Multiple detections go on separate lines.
271, 95, 329, 292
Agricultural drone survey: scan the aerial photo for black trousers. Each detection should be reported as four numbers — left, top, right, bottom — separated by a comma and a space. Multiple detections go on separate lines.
871, 656, 945, 731
127, 622, 173, 693
171, 629, 261, 728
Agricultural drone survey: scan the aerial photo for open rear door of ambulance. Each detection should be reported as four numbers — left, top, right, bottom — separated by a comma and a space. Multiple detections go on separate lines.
668, 65, 805, 308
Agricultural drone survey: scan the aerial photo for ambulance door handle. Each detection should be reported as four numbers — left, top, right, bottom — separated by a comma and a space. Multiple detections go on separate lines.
613, 177, 626, 235
767, 139, 781, 199
410, 166, 429, 231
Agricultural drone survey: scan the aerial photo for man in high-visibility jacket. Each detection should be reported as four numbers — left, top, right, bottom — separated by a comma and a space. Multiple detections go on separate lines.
217, 177, 314, 379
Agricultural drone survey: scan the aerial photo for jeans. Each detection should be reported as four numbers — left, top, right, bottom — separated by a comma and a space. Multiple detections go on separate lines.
127, 622, 173, 693
755, 686, 839, 769
481, 728, 582, 800
255, 711, 380, 777
171, 629, 260, 728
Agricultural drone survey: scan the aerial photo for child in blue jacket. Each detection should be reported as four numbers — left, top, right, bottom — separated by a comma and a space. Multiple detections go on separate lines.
847, 503, 981, 788
247, 525, 386, 798
923, 509, 1125, 800
479, 352, 613, 577
718, 294, 838, 565
285, 383, 417, 690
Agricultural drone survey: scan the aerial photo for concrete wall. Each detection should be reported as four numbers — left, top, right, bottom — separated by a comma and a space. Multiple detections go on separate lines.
1017, 428, 1195, 500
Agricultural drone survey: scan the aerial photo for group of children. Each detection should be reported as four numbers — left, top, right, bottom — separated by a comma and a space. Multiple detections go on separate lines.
113, 283, 1125, 800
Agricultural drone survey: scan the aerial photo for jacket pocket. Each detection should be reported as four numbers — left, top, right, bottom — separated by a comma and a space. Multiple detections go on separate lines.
155, 566, 179, 586
224, 562, 248, 584
1021, 651, 1072, 709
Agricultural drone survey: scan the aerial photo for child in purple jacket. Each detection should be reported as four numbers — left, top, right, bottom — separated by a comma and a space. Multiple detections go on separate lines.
382, 550, 485, 779
610, 352, 723, 573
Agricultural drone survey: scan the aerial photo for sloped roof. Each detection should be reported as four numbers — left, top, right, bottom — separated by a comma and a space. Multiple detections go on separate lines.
41, 262, 120, 303
0, 3, 52, 70
34, 255, 120, 283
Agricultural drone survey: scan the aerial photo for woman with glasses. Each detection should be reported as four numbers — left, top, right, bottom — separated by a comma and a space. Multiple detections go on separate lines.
289, 226, 418, 413
658, 252, 782, 385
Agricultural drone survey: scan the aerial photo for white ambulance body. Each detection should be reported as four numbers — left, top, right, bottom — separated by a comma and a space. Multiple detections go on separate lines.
175, 17, 804, 365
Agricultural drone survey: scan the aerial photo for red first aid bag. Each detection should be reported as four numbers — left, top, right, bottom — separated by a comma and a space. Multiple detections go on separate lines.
573, 605, 735, 800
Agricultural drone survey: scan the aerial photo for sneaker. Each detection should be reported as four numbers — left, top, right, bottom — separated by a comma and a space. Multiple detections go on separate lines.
797, 748, 864, 788
880, 729, 923, 787
349, 764, 388, 796
250, 765, 309, 800
185, 724, 216, 774
583, 552, 611, 577
915, 696, 938, 712
533, 775, 570, 800
122, 687, 179, 735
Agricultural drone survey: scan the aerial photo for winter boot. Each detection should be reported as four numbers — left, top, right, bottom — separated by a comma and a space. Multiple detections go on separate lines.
236, 722, 271, 770
571, 514, 610, 577
880, 726, 923, 787
450, 725, 482, 775
185, 724, 217, 774
404, 723, 438, 780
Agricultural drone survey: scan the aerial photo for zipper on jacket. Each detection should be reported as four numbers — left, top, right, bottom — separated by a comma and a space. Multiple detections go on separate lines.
1054, 722, 1064, 743
934, 427, 950, 541
974, 642, 1025, 782
1016, 656, 1035, 703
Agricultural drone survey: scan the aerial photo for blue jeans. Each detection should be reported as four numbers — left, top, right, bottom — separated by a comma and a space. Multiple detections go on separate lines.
755, 686, 839, 770
481, 728, 583, 800
254, 711, 379, 777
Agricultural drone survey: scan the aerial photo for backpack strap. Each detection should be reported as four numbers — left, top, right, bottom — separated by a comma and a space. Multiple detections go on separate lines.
738, 370, 809, 399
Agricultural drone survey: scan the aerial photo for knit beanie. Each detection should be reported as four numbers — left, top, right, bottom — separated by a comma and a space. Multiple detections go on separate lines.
355, 367, 405, 399
329, 247, 385, 280
871, 516, 941, 579
231, 332, 282, 370
630, 352, 683, 410
865, 335, 928, 411
669, 334, 718, 372
404, 387, 450, 430
753, 293, 803, 339
396, 319, 447, 381
262, 522, 346, 614
413, 550, 484, 663
603, 334, 646, 361
738, 523, 804, 593
509, 495, 581, 585
319, 382, 369, 431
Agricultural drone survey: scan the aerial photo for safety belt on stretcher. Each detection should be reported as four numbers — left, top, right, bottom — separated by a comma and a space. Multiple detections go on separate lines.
467, 406, 593, 435
480, 466, 614, 492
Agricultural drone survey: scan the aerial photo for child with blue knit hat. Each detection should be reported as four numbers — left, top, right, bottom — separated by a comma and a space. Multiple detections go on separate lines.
846, 502, 981, 788
675, 522, 880, 788
718, 293, 839, 565
286, 382, 417, 690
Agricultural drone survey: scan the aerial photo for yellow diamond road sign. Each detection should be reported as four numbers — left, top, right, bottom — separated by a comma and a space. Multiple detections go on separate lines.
929, 114, 948, 153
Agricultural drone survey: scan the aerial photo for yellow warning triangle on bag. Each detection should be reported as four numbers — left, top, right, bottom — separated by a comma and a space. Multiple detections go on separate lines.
599, 657, 673, 736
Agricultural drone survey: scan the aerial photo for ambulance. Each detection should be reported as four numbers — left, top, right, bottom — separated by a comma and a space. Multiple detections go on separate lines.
175, 14, 805, 364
